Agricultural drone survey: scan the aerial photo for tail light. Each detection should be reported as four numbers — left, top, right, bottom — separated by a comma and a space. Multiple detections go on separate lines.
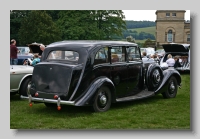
35, 92, 39, 97
54, 95, 58, 99
57, 106, 61, 110
29, 103, 32, 107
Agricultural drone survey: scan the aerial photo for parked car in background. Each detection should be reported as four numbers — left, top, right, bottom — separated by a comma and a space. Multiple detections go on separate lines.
16, 43, 45, 65
21, 41, 181, 112
27, 42, 45, 56
160, 43, 190, 71
10, 65, 33, 96
140, 47, 155, 58
17, 46, 33, 65
10, 42, 45, 96
155, 49, 165, 59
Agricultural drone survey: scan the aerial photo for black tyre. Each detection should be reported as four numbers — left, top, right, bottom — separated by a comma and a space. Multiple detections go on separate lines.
162, 76, 178, 98
92, 86, 111, 112
19, 77, 31, 96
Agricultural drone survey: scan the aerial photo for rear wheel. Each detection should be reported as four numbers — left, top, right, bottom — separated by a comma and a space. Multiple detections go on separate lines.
19, 77, 31, 96
92, 86, 111, 112
162, 76, 178, 98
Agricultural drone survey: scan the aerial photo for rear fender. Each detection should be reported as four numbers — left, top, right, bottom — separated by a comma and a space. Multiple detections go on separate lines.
74, 77, 116, 106
154, 69, 181, 94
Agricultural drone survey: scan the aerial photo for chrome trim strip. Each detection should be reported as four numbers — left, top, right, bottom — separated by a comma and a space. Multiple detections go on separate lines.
20, 95, 75, 106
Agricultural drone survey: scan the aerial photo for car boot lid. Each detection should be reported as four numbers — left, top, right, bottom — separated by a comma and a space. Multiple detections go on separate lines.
27, 42, 45, 55
162, 43, 190, 53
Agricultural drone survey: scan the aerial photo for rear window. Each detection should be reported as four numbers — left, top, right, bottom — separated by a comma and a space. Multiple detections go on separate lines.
47, 50, 79, 63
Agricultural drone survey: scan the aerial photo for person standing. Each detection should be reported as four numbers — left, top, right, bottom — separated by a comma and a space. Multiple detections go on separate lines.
10, 39, 20, 65
166, 54, 175, 67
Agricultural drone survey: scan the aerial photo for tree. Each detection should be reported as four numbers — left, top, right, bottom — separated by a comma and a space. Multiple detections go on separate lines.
56, 10, 100, 40
18, 10, 62, 45
126, 35, 135, 43
95, 10, 126, 40
56, 10, 126, 40
10, 10, 31, 45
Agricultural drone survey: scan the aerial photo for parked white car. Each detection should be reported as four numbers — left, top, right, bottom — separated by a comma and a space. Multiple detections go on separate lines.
10, 65, 33, 96
160, 43, 190, 71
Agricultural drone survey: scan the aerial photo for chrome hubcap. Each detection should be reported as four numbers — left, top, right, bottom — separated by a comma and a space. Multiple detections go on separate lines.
100, 95, 107, 105
153, 70, 160, 83
170, 82, 175, 92
27, 82, 31, 95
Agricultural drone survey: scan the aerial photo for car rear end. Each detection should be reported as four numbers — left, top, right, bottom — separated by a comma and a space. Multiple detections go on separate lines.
20, 44, 89, 110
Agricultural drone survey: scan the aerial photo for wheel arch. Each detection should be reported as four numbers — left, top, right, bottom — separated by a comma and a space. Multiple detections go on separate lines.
74, 76, 116, 106
154, 69, 181, 94
18, 74, 32, 92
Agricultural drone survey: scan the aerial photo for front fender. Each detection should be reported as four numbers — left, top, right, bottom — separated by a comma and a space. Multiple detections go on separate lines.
154, 69, 181, 94
74, 76, 115, 106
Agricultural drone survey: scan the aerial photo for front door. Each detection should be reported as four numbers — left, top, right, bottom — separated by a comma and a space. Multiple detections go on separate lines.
109, 46, 128, 98
126, 46, 143, 95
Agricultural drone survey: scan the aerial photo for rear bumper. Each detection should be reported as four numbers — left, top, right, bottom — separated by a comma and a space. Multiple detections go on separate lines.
20, 95, 75, 106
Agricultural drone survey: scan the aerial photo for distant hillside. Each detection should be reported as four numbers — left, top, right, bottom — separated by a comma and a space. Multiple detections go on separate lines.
128, 26, 156, 36
125, 21, 156, 29
112, 21, 156, 41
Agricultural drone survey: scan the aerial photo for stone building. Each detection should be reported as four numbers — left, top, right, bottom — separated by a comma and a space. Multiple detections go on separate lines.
155, 10, 190, 48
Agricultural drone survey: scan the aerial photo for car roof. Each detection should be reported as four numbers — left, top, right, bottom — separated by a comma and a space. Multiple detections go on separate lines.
47, 40, 138, 51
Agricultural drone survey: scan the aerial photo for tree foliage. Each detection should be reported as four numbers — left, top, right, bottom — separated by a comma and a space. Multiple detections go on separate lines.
10, 10, 31, 45
56, 10, 126, 40
10, 10, 156, 46
18, 10, 61, 45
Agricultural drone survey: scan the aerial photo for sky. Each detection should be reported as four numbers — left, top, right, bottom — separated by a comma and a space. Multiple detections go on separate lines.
122, 10, 190, 21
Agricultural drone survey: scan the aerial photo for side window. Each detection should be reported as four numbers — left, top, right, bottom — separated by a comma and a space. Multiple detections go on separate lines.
127, 47, 140, 61
111, 46, 125, 63
94, 47, 108, 65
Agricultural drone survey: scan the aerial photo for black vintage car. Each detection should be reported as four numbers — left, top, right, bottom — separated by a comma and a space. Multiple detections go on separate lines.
21, 41, 181, 112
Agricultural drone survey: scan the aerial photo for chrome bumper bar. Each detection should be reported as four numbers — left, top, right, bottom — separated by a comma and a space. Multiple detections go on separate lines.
20, 95, 75, 106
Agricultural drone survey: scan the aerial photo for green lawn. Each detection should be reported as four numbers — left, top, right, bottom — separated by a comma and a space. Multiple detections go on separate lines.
10, 74, 190, 129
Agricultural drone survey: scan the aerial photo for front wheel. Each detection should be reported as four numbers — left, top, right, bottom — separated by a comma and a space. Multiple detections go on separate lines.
92, 86, 111, 112
162, 76, 178, 98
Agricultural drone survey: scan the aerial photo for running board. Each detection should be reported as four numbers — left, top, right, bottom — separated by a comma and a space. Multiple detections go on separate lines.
116, 90, 155, 102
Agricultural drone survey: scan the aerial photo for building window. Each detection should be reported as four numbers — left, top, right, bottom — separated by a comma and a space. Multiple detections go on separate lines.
166, 13, 170, 17
187, 34, 190, 42
167, 30, 173, 42
172, 13, 176, 17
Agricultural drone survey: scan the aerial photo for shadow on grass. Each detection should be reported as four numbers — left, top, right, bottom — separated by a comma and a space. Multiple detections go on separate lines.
111, 94, 163, 110
178, 70, 190, 75
22, 94, 164, 118
10, 94, 22, 101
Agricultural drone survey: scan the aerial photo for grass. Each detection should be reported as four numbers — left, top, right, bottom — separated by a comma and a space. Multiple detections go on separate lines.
128, 26, 156, 36
10, 73, 190, 129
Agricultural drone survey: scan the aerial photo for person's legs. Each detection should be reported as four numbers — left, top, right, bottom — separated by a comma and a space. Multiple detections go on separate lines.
10, 58, 13, 65
13, 59, 18, 65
